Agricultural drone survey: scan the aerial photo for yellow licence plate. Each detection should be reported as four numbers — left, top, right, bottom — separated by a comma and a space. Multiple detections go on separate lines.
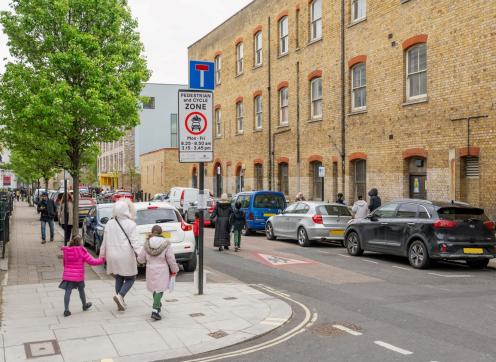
330, 230, 345, 236
464, 248, 483, 254
162, 232, 171, 239
264, 213, 275, 217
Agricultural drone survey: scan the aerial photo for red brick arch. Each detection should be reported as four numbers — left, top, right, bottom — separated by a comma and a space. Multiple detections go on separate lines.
214, 50, 223, 57
276, 156, 289, 164
277, 81, 289, 91
348, 55, 367, 68
254, 159, 264, 165
459, 147, 480, 157
252, 25, 262, 35
402, 148, 428, 159
226, 161, 232, 166
348, 152, 368, 161
235, 37, 243, 45
253, 90, 263, 98
192, 166, 197, 175
235, 96, 243, 104
402, 34, 428, 50
308, 155, 323, 163
212, 160, 223, 176
214, 104, 221, 110
308, 70, 322, 81
276, 10, 288, 22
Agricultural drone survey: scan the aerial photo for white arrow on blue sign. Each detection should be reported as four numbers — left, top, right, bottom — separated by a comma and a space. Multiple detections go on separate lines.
189, 60, 215, 91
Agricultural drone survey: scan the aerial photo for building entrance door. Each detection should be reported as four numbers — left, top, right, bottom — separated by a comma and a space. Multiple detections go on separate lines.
408, 157, 427, 199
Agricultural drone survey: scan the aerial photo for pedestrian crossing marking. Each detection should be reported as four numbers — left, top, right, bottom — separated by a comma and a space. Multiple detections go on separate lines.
256, 253, 312, 266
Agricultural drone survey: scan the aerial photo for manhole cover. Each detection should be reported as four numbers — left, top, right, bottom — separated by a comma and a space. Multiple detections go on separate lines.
24, 340, 61, 359
208, 330, 228, 339
189, 313, 205, 317
223, 297, 237, 300
309, 322, 363, 337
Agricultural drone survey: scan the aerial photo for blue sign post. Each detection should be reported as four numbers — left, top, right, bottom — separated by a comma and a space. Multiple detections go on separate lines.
189, 60, 215, 91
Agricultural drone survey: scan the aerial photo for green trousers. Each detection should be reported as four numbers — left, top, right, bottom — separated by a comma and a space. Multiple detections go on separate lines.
153, 291, 163, 310
233, 229, 241, 248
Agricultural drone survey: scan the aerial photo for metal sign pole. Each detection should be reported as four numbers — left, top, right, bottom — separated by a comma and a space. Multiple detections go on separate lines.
198, 162, 205, 295
321, 176, 325, 202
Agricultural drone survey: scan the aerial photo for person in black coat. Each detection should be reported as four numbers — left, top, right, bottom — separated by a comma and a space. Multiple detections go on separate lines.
368, 188, 381, 212
37, 192, 56, 244
211, 194, 233, 251
229, 201, 246, 252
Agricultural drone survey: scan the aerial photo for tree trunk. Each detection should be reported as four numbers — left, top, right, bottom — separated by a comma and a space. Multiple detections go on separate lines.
44, 177, 49, 192
72, 173, 80, 237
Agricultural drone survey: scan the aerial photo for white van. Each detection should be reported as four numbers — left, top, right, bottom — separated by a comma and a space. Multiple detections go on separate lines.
168, 187, 212, 216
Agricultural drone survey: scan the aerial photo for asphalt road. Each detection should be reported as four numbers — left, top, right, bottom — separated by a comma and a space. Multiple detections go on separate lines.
187, 227, 496, 362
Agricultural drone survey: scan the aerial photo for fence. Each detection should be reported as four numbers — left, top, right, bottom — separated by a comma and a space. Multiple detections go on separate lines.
0, 192, 13, 258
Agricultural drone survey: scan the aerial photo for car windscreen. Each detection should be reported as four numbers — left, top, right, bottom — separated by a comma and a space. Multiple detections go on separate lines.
253, 194, 285, 209
136, 209, 179, 225
98, 207, 113, 221
317, 205, 352, 217
437, 207, 488, 222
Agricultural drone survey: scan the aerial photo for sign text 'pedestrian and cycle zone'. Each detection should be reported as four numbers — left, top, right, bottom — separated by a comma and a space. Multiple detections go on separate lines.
178, 90, 213, 163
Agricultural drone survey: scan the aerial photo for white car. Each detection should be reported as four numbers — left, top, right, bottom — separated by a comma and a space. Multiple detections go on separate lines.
134, 202, 197, 272
168, 187, 212, 217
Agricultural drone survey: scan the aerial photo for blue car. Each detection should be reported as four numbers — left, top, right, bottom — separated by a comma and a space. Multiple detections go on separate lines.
232, 191, 287, 235
82, 203, 114, 254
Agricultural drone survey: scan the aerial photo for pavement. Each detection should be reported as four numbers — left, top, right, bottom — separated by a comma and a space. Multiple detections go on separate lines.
0, 203, 293, 362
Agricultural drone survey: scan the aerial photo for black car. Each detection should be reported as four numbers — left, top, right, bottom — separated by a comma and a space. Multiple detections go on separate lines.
344, 200, 496, 269
82, 204, 114, 254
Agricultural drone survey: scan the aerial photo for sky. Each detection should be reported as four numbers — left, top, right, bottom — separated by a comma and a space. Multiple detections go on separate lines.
0, 0, 253, 84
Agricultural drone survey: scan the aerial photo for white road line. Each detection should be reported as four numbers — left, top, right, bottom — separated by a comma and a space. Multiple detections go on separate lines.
363, 259, 379, 264
428, 272, 472, 278
332, 324, 363, 336
318, 251, 331, 254
338, 253, 351, 258
374, 341, 413, 355
306, 312, 318, 329
392, 266, 410, 271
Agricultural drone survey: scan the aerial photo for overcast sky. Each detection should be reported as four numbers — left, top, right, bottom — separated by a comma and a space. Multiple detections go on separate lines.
0, 0, 252, 84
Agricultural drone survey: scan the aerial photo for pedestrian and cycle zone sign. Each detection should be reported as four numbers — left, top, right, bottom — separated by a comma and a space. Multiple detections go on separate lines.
178, 90, 213, 163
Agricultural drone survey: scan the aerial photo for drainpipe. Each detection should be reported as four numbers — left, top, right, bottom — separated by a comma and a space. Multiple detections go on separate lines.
267, 16, 273, 190
340, 0, 346, 194
296, 61, 301, 193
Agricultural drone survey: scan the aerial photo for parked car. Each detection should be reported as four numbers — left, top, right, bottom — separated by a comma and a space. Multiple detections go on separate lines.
82, 203, 114, 254
344, 200, 496, 269
168, 187, 212, 217
232, 191, 287, 235
151, 193, 169, 202
111, 191, 134, 203
33, 188, 48, 205
134, 202, 197, 272
78, 197, 96, 225
266, 202, 352, 247
185, 197, 216, 225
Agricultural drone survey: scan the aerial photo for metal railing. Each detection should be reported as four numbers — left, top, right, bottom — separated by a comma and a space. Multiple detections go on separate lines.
0, 192, 13, 258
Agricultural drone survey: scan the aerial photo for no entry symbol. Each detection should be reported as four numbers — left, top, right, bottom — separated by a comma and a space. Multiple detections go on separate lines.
185, 112, 208, 136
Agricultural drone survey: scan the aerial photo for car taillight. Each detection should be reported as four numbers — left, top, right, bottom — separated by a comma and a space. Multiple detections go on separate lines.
433, 220, 458, 229
312, 214, 323, 224
147, 205, 158, 209
484, 221, 495, 231
181, 220, 192, 231
180, 191, 185, 207
249, 212, 254, 220
208, 205, 215, 213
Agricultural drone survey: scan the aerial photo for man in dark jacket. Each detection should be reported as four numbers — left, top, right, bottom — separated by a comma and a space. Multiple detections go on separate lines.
229, 201, 246, 252
37, 192, 56, 244
368, 188, 381, 212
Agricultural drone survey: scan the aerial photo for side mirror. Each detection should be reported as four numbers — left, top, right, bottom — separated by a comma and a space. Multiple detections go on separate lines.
100, 217, 109, 224
368, 214, 378, 221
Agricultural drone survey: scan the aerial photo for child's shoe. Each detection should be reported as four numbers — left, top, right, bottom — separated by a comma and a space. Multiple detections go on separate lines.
63, 310, 71, 317
83, 302, 92, 311
151, 310, 161, 321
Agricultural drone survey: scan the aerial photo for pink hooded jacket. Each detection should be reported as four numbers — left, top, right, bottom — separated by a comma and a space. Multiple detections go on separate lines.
61, 246, 105, 282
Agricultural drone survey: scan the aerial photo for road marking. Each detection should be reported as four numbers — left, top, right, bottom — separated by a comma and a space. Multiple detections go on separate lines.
362, 259, 379, 264
306, 312, 318, 329
374, 341, 413, 355
318, 251, 331, 254
338, 253, 351, 258
428, 272, 472, 278
256, 253, 313, 266
392, 266, 410, 271
332, 324, 363, 336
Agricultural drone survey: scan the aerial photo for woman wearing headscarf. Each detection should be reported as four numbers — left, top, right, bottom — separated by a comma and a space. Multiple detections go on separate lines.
59, 193, 74, 242
99, 199, 141, 311
211, 193, 233, 251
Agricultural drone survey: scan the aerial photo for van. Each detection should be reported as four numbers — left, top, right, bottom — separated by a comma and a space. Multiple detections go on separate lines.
232, 191, 287, 235
168, 187, 212, 217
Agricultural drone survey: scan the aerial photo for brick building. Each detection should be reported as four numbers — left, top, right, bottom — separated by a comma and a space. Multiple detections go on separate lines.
188, 0, 496, 215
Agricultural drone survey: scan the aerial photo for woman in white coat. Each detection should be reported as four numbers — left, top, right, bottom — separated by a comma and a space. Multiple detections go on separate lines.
99, 199, 141, 311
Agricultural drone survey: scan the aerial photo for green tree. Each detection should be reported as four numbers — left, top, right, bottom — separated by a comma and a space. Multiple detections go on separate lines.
0, 0, 150, 232
4, 149, 59, 190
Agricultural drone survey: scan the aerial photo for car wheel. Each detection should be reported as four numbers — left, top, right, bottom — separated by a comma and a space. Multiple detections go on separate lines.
466, 259, 489, 269
265, 222, 276, 240
242, 225, 252, 236
297, 227, 312, 247
408, 240, 430, 269
346, 231, 364, 256
183, 255, 197, 272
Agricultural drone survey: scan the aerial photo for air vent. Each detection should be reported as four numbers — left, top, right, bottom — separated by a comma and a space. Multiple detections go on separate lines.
465, 156, 480, 178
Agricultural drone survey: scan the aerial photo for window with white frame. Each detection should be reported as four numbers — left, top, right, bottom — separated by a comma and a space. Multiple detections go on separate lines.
310, 0, 322, 41
254, 32, 263, 66
279, 87, 289, 125
351, 0, 366, 22
279, 16, 289, 55
406, 44, 427, 100
254, 95, 263, 130
215, 108, 222, 137
236, 102, 244, 133
170, 113, 178, 148
215, 55, 221, 84
310, 77, 323, 119
351, 63, 366, 111
236, 43, 244, 75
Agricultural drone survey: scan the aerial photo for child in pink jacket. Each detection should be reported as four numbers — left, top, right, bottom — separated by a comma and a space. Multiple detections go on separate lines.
59, 236, 105, 317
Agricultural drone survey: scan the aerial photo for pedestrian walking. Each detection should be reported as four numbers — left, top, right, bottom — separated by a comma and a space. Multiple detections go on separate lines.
368, 188, 382, 212
352, 195, 369, 219
99, 199, 141, 311
59, 236, 105, 317
193, 211, 201, 250
295, 192, 306, 202
15, 189, 20, 202
137, 225, 179, 321
230, 201, 246, 252
211, 193, 233, 251
59, 193, 74, 242
335, 193, 347, 205
37, 192, 56, 244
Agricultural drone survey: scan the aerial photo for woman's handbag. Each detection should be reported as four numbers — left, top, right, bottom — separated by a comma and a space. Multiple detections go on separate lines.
115, 218, 138, 258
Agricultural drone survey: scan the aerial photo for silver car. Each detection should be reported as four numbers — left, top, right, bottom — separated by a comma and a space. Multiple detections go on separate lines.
265, 202, 352, 247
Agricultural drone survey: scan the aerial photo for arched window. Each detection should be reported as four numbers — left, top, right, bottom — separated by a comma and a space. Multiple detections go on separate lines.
236, 101, 244, 133
254, 163, 263, 190
192, 168, 198, 189
215, 108, 222, 137
310, 161, 323, 200
254, 95, 263, 130
310, 0, 322, 41
236, 42, 244, 75
406, 44, 427, 100
279, 87, 289, 125
236, 165, 244, 193
352, 159, 366, 201
215, 55, 222, 84
351, 63, 366, 111
254, 31, 263, 66
279, 16, 289, 55
278, 163, 289, 196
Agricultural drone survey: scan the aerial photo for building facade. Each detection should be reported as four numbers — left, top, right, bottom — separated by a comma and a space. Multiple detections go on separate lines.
188, 0, 496, 215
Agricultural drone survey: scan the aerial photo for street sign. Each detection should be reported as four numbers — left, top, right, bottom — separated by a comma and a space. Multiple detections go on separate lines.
318, 166, 326, 178
189, 60, 215, 91
178, 90, 213, 163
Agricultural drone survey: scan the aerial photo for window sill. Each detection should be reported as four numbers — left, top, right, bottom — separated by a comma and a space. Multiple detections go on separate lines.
235, 72, 244, 78
307, 37, 323, 47
215, 82, 221, 87
348, 17, 367, 28
400, 0, 412, 3
402, 97, 428, 107
308, 117, 323, 123
277, 52, 289, 60
253, 128, 263, 133
235, 131, 244, 136
348, 109, 367, 116
277, 124, 290, 130
215, 135, 223, 139
252, 64, 263, 70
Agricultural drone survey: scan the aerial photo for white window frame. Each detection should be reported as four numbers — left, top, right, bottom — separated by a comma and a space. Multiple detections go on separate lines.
351, 0, 366, 22
215, 109, 222, 137
254, 95, 263, 130
215, 55, 221, 85
254, 32, 263, 67
236, 42, 244, 75
351, 63, 366, 111
310, 77, 323, 119
279, 87, 289, 125
279, 16, 289, 56
406, 44, 427, 101
310, 0, 322, 41
236, 102, 244, 133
